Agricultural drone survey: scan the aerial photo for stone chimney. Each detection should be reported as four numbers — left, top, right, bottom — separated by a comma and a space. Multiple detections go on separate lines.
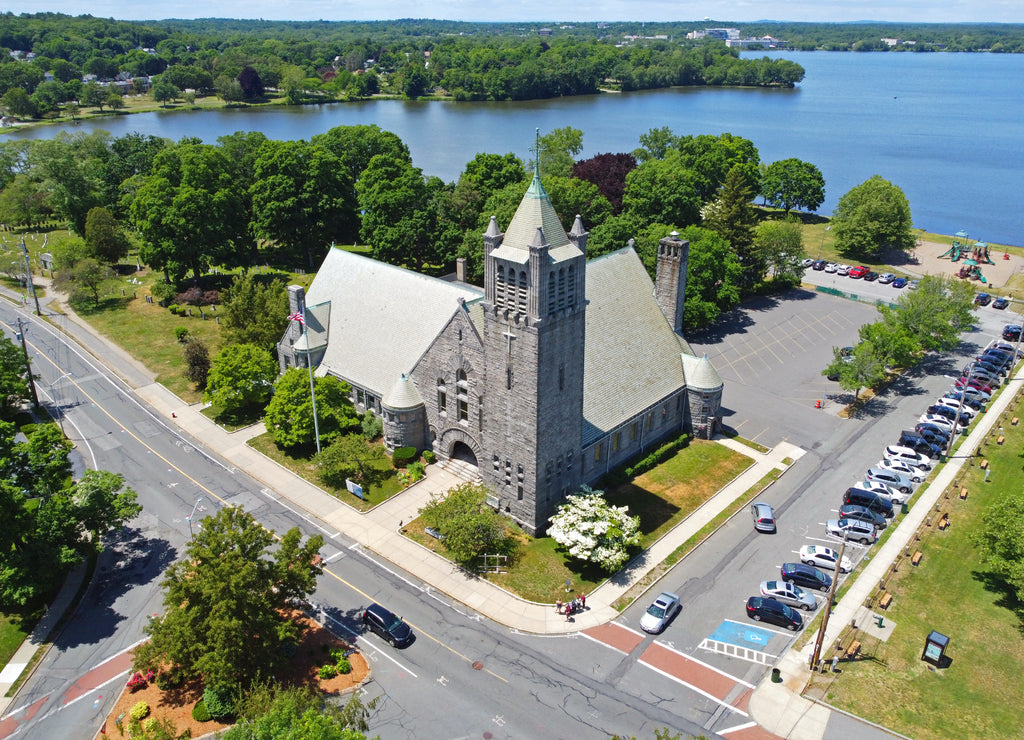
456, 257, 467, 283
654, 232, 690, 334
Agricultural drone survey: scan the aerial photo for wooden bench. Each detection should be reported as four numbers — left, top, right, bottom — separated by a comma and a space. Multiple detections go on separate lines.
998, 435, 1005, 445
879, 592, 893, 609
980, 459, 989, 469
846, 640, 862, 658
1012, 417, 1019, 426
960, 487, 969, 500
938, 513, 950, 531
912, 550, 923, 566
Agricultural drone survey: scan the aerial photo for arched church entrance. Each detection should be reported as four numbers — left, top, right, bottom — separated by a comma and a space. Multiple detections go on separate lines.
450, 441, 478, 467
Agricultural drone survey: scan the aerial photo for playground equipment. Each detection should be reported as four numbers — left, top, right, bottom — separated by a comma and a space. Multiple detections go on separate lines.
957, 259, 988, 284
939, 230, 970, 261
973, 241, 996, 265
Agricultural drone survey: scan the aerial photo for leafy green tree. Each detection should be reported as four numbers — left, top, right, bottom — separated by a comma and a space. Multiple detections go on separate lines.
249, 140, 357, 268
84, 206, 130, 264
29, 132, 105, 235
677, 132, 760, 202
150, 79, 179, 106
702, 167, 759, 286
632, 126, 681, 163
832, 175, 915, 259
79, 80, 105, 110
0, 337, 30, 418
761, 158, 826, 214
53, 257, 112, 306
753, 218, 805, 286
534, 127, 583, 178
679, 225, 743, 331
356, 154, 434, 269
622, 151, 701, 228
0, 174, 50, 228
183, 338, 211, 390
547, 486, 640, 572
858, 320, 920, 370
223, 685, 370, 740
204, 344, 277, 413
264, 369, 361, 450
882, 274, 974, 353
419, 481, 514, 565
20, 423, 72, 496
824, 340, 885, 399
237, 66, 265, 99
105, 88, 123, 110
311, 124, 411, 187
314, 434, 393, 491
133, 506, 324, 690
221, 273, 289, 351
73, 470, 142, 545
973, 490, 1024, 603
2, 88, 37, 118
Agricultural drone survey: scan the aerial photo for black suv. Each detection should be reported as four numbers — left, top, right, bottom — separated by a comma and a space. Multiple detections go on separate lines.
897, 431, 942, 459
745, 596, 803, 631
362, 603, 414, 647
781, 562, 832, 593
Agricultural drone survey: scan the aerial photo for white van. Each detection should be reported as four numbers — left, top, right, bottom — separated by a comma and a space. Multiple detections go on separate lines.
883, 445, 932, 471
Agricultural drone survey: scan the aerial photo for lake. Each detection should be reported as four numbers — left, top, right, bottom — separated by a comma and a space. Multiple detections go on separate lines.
7, 51, 1024, 246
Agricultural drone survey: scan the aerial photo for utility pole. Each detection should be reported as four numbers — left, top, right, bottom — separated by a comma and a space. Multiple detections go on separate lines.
810, 532, 849, 670
15, 317, 40, 409
19, 239, 41, 316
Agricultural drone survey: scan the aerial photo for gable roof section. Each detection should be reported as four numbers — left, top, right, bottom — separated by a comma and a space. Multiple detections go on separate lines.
307, 247, 483, 394
582, 247, 693, 446
491, 173, 583, 264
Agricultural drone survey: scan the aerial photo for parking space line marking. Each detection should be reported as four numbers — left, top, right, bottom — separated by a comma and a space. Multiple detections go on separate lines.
721, 618, 793, 639
717, 720, 759, 735
637, 658, 749, 718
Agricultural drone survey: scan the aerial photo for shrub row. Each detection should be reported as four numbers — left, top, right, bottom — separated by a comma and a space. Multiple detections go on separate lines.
603, 432, 691, 487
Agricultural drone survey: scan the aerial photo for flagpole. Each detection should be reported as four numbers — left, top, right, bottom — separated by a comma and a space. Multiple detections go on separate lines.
292, 306, 322, 454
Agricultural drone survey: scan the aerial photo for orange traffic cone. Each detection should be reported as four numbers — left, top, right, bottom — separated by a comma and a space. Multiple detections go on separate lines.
815, 399, 822, 409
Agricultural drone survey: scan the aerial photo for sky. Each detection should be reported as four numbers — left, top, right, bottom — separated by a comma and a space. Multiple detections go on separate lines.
5, 1, 1024, 24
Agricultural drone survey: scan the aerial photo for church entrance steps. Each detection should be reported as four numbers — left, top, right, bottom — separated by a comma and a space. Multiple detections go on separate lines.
441, 458, 482, 483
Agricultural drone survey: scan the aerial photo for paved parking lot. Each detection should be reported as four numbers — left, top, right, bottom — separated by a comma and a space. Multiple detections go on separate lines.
689, 289, 879, 449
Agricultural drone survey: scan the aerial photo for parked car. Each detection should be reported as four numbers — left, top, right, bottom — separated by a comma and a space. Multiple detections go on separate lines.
362, 603, 414, 647
639, 591, 681, 633
863, 468, 912, 497
812, 259, 827, 271
826, 518, 878, 544
934, 397, 977, 419
844, 486, 897, 516
781, 562, 832, 593
907, 279, 920, 290
892, 277, 908, 288
800, 544, 852, 573
751, 502, 776, 533
1002, 324, 1022, 341
896, 432, 943, 460
943, 392, 983, 410
925, 404, 973, 427
745, 596, 803, 630
848, 265, 869, 278
838, 503, 887, 529
824, 262, 838, 273
760, 580, 818, 611
953, 385, 991, 403
968, 359, 1006, 378
801, 258, 815, 267
962, 365, 1001, 384
918, 414, 962, 434
850, 481, 907, 506
836, 264, 851, 276
877, 273, 896, 284
954, 377, 994, 396
876, 459, 925, 483
915, 422, 953, 443
883, 444, 933, 470
863, 270, 879, 281
974, 292, 992, 306
981, 349, 1014, 368
993, 296, 1010, 310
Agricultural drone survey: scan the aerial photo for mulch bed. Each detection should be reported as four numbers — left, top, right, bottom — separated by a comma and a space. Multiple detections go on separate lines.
97, 611, 371, 739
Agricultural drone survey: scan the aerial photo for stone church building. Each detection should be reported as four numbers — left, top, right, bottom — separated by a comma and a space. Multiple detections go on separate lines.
278, 170, 723, 535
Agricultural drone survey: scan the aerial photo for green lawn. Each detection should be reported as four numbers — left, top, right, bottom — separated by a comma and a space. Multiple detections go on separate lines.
0, 611, 31, 670
807, 391, 1024, 740
247, 432, 405, 511
407, 439, 751, 604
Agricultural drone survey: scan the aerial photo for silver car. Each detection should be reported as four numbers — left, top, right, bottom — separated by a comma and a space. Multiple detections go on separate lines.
876, 459, 924, 483
759, 580, 818, 611
639, 592, 680, 633
751, 502, 776, 533
866, 467, 913, 493
826, 518, 878, 545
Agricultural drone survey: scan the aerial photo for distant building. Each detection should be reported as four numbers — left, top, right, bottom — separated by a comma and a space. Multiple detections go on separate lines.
278, 161, 724, 536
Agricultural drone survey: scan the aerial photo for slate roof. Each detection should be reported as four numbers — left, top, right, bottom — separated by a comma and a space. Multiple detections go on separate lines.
581, 247, 697, 446
305, 248, 483, 394
490, 173, 583, 264
382, 373, 423, 410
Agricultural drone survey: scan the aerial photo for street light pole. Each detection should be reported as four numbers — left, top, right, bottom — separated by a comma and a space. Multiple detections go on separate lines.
14, 317, 39, 409
816, 225, 831, 260
947, 361, 974, 459
19, 239, 41, 316
186, 496, 205, 540
810, 530, 849, 671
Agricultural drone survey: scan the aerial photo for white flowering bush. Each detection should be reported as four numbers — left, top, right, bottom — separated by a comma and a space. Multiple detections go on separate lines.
547, 487, 641, 572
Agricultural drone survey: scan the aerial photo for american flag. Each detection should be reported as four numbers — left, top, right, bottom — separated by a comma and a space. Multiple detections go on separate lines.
288, 312, 305, 324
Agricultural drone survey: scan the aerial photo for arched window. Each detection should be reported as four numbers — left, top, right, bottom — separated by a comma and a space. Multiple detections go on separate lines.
557, 268, 566, 308
548, 275, 556, 312
518, 271, 527, 312
436, 377, 447, 415
495, 265, 505, 308
567, 264, 575, 307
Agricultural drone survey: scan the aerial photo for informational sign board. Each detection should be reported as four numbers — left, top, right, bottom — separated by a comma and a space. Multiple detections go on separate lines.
346, 479, 364, 499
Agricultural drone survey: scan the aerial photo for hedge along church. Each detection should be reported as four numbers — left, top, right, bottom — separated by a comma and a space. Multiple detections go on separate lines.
278, 167, 723, 536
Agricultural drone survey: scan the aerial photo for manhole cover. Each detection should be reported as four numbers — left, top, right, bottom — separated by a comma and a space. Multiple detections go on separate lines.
472, 661, 483, 671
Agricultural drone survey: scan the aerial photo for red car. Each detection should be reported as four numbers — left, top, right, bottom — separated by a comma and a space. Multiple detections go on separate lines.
848, 265, 870, 279
955, 376, 993, 394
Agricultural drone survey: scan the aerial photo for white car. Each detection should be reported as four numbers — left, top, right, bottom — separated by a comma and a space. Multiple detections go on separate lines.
836, 264, 851, 276
851, 480, 908, 505
865, 467, 913, 494
877, 272, 896, 284
882, 444, 932, 471
934, 397, 977, 419
800, 545, 852, 574
876, 459, 925, 483
639, 592, 680, 633
918, 414, 962, 435
824, 262, 838, 273
760, 580, 818, 611
801, 258, 815, 267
